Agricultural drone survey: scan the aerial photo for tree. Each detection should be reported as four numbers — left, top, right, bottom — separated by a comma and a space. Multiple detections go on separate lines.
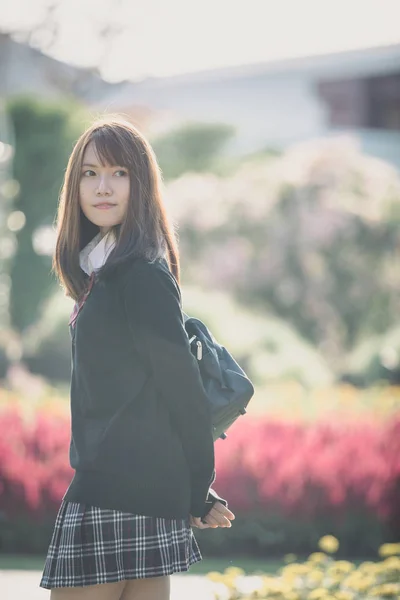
6, 95, 83, 331
151, 121, 236, 180
165, 137, 400, 371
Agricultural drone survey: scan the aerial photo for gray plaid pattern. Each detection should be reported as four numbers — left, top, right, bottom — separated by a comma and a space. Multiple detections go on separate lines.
40, 500, 202, 589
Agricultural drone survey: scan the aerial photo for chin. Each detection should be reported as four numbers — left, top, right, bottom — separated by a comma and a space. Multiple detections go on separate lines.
91, 217, 121, 228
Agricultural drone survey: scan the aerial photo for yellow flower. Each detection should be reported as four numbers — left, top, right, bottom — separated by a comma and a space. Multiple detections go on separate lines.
283, 593, 301, 600
284, 553, 298, 563
358, 560, 376, 572
379, 543, 400, 558
327, 560, 356, 577
335, 592, 354, 600
382, 555, 400, 570
369, 583, 400, 598
342, 574, 376, 592
318, 535, 340, 554
281, 564, 312, 576
308, 588, 329, 599
260, 580, 294, 596
308, 552, 330, 564
333, 560, 355, 572
306, 569, 325, 585
224, 566, 246, 577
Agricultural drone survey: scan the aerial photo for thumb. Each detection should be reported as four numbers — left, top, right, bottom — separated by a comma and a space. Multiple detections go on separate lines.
191, 516, 211, 529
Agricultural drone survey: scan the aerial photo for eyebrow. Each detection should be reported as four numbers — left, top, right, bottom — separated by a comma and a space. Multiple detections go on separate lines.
81, 163, 126, 168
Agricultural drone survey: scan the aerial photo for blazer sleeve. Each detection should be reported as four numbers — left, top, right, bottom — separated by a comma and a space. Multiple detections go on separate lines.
201, 487, 228, 521
122, 258, 216, 517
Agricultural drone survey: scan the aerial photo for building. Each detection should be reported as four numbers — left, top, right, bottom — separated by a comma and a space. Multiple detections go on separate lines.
1, 32, 399, 168
98, 44, 400, 169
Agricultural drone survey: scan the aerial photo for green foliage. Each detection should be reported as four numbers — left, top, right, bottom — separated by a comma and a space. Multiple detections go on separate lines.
5, 95, 84, 331
182, 285, 332, 389
151, 121, 236, 180
0, 516, 55, 554
343, 326, 400, 386
165, 138, 400, 376
22, 290, 73, 383
18, 280, 332, 389
195, 512, 388, 559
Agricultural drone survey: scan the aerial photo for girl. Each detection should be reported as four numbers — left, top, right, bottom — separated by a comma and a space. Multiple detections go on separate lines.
40, 116, 235, 600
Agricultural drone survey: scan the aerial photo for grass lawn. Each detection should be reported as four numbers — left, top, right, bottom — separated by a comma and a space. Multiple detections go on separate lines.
189, 556, 284, 575
0, 555, 46, 571
0, 554, 284, 575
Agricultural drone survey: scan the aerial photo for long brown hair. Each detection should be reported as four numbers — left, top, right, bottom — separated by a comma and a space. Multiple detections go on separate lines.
52, 116, 180, 301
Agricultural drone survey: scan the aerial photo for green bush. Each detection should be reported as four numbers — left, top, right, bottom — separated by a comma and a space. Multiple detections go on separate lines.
165, 139, 400, 379
196, 512, 390, 559
152, 121, 236, 180
342, 325, 400, 387
6, 95, 84, 332
21, 290, 73, 383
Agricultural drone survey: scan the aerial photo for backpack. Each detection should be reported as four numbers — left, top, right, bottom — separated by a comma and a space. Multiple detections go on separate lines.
183, 311, 255, 441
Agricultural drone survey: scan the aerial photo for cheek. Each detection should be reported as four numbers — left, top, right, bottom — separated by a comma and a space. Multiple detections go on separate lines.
119, 179, 130, 204
79, 181, 91, 205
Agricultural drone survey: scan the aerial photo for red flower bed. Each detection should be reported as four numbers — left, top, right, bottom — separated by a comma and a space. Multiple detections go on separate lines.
213, 416, 400, 526
0, 406, 399, 529
0, 406, 72, 518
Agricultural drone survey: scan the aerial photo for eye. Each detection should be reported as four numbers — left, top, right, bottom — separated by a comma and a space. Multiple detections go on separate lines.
115, 169, 128, 177
82, 170, 96, 177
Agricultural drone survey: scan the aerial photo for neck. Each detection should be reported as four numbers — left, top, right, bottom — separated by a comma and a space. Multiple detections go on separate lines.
99, 227, 112, 237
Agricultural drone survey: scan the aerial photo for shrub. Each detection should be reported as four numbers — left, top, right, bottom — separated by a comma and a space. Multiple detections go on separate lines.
213, 416, 400, 525
151, 121, 236, 180
6, 95, 84, 332
165, 138, 400, 375
0, 398, 399, 555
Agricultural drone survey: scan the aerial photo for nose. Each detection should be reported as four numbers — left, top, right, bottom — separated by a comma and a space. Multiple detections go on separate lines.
96, 175, 112, 196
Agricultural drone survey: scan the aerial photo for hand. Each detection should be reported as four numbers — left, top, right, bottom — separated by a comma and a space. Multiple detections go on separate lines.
189, 501, 235, 529
189, 515, 212, 529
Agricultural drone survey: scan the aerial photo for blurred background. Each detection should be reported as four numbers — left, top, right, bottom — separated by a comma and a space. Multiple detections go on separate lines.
0, 0, 400, 591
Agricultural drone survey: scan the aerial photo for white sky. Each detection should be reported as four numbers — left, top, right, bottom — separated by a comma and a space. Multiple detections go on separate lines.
0, 0, 399, 82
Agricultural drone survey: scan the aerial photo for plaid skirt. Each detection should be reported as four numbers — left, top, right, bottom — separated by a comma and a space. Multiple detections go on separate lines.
39, 499, 202, 589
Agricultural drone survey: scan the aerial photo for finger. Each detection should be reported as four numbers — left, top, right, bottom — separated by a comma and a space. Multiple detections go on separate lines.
192, 517, 210, 529
211, 501, 234, 515
204, 507, 233, 527
213, 503, 236, 519
209, 505, 235, 522
203, 514, 219, 527
189, 516, 202, 528
208, 513, 232, 527
206, 507, 228, 524
217, 515, 232, 527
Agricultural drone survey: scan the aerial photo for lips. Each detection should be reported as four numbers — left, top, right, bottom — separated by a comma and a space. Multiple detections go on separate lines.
94, 203, 116, 209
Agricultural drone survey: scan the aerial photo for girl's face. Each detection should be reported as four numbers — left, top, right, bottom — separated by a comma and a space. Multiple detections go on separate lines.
79, 142, 130, 234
